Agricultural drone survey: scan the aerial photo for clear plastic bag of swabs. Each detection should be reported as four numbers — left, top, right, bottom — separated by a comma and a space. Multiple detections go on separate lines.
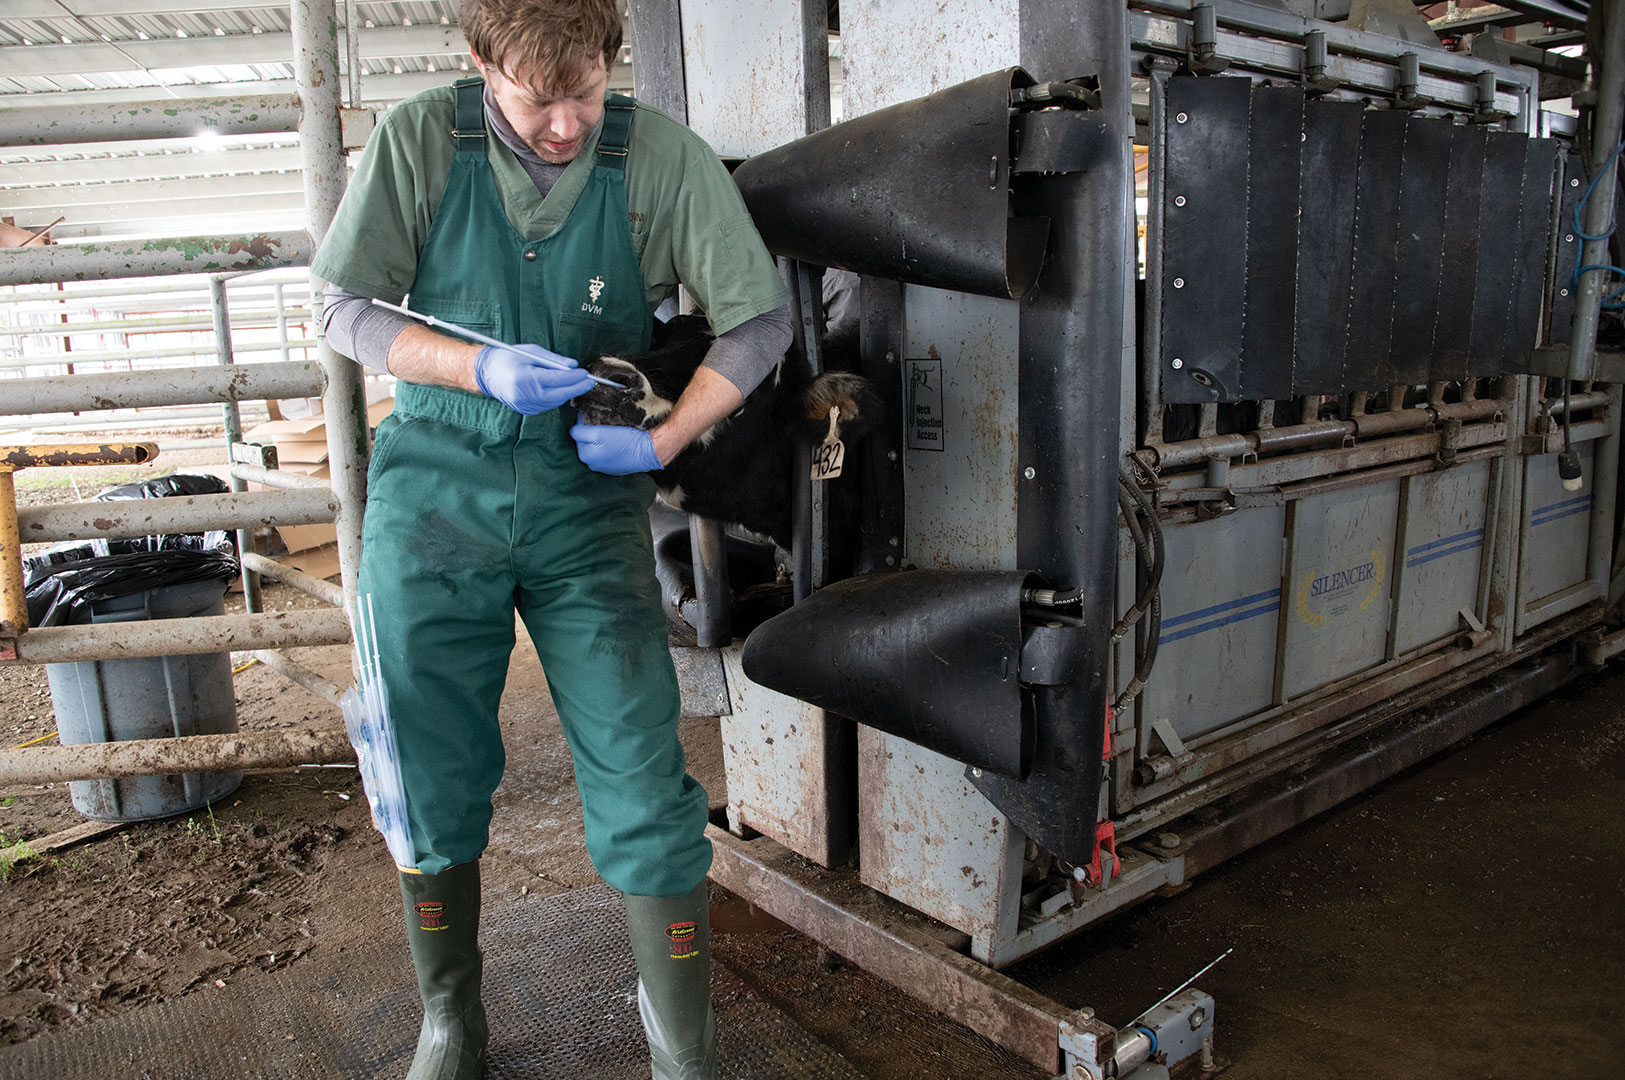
340, 594, 414, 868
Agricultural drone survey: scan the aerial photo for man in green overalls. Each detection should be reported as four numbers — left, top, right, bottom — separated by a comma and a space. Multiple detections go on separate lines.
312, 2, 792, 1077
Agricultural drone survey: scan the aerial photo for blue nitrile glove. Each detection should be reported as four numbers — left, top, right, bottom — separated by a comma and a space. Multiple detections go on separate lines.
571, 423, 664, 475
473, 343, 596, 414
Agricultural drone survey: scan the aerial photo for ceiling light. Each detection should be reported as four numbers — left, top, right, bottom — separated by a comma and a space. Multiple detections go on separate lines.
403, 18, 413, 26
60, 35, 71, 44
176, 29, 188, 38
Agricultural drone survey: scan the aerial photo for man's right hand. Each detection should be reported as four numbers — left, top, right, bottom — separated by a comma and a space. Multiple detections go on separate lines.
473, 344, 596, 414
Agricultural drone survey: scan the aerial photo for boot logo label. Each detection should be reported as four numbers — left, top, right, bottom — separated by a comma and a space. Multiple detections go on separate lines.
665, 920, 698, 959
415, 901, 448, 932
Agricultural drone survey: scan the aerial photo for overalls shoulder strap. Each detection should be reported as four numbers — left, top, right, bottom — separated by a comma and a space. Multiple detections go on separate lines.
451, 77, 486, 154
596, 93, 636, 170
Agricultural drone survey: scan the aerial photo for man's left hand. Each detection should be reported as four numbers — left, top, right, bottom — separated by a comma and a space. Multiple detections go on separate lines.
571, 423, 665, 475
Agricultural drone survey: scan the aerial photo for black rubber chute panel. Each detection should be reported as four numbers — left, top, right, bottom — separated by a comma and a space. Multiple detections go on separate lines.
730, 67, 1051, 301
1346, 110, 1408, 389
739, 570, 1036, 779
1433, 125, 1489, 380
1161, 75, 1251, 402
1293, 99, 1364, 395
1549, 149, 1585, 347
1468, 131, 1529, 372
1508, 138, 1563, 367
1391, 115, 1452, 385
1241, 87, 1303, 401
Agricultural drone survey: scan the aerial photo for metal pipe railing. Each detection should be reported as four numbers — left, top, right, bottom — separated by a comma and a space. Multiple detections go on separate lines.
0, 310, 314, 339
0, 0, 361, 782
1565, 0, 1625, 385
229, 463, 331, 490
241, 552, 345, 606
0, 273, 311, 304
0, 724, 352, 785
0, 231, 314, 289
0, 362, 325, 417
18, 486, 336, 544
0, 340, 317, 370
250, 649, 345, 707
2, 607, 352, 665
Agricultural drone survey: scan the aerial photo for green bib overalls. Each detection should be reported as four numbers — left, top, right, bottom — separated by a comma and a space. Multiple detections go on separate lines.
359, 80, 710, 897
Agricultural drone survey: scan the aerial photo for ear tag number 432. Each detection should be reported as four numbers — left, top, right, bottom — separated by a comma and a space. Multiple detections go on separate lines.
812, 405, 845, 481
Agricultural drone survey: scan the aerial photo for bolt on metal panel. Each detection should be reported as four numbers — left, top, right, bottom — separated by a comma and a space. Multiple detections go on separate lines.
838, 0, 1020, 119
1390, 461, 1494, 656
1517, 445, 1597, 629
1138, 505, 1288, 749
1279, 480, 1403, 701
856, 727, 1023, 964
900, 286, 1021, 572
678, 0, 828, 156
717, 646, 849, 868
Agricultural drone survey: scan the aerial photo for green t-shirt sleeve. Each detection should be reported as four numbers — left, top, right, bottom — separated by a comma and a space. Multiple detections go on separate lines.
628, 109, 790, 336
310, 92, 456, 302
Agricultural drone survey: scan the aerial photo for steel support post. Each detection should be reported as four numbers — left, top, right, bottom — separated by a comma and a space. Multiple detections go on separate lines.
0, 471, 22, 638
212, 276, 263, 613
628, 0, 690, 122
969, 0, 1134, 864
1566, 0, 1625, 384
295, 0, 369, 608
0, 95, 302, 147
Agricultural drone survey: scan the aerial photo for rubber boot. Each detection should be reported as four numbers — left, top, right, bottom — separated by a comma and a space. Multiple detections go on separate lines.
623, 882, 717, 1080
399, 861, 488, 1080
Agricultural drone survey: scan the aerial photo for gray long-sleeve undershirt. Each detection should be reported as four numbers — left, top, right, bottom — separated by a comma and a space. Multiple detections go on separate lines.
320, 87, 791, 397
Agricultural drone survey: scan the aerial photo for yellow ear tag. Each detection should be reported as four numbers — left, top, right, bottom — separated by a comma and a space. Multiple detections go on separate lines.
811, 405, 845, 481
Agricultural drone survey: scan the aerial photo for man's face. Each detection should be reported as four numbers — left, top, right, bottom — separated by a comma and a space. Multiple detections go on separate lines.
475, 50, 610, 164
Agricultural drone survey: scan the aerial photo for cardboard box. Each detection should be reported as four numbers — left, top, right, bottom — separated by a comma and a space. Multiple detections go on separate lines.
276, 541, 342, 581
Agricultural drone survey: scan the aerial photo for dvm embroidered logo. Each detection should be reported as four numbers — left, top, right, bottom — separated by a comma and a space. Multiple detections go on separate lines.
665, 920, 698, 960
587, 275, 606, 304
415, 901, 448, 932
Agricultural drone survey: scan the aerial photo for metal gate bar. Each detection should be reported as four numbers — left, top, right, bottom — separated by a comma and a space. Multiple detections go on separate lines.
0, 2, 361, 777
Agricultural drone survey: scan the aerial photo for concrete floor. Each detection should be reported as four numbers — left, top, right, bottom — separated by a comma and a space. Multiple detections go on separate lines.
995, 666, 1625, 1079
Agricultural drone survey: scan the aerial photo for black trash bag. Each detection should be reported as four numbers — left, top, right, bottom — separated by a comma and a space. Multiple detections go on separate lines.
22, 472, 238, 627
92, 472, 232, 554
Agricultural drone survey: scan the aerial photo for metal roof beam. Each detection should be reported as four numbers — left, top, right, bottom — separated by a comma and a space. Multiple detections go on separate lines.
0, 25, 472, 78
0, 145, 302, 186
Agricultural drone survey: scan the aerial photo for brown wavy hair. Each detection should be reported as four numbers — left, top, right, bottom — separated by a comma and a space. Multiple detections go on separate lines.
460, 0, 623, 88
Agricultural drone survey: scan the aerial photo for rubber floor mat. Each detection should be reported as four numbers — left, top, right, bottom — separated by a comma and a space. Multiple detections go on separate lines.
0, 883, 867, 1080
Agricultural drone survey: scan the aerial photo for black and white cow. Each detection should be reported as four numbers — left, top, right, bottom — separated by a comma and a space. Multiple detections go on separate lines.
573, 314, 881, 549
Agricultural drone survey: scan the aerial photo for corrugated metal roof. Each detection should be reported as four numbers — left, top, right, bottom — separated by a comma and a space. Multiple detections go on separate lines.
0, 3, 632, 241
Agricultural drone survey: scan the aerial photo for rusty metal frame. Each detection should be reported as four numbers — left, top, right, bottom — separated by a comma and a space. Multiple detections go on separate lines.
709, 630, 1587, 1073
704, 822, 1113, 1076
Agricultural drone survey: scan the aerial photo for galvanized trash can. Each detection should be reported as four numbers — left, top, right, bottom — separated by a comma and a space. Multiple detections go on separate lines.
22, 473, 242, 822
45, 577, 242, 821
